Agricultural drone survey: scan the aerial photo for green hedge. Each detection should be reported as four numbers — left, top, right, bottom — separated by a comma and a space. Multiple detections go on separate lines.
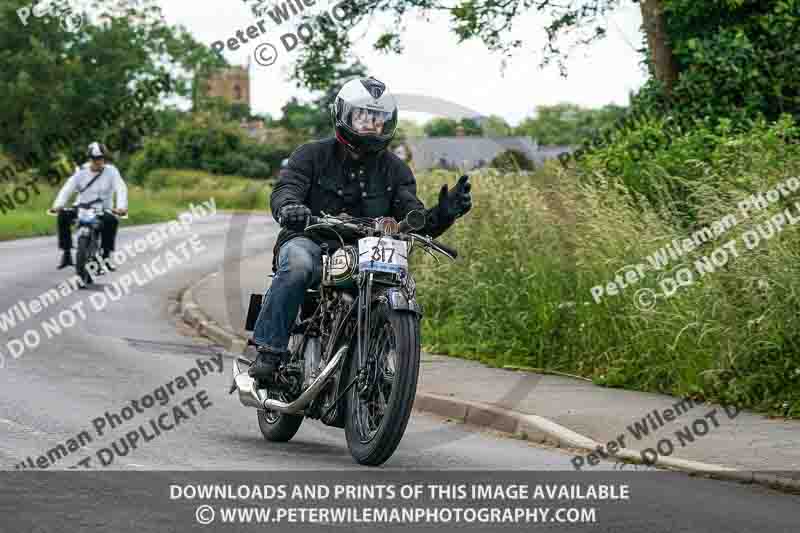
413, 116, 800, 417
126, 113, 291, 183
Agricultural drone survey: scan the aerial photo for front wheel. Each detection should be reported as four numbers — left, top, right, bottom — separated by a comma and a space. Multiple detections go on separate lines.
75, 234, 94, 286
345, 302, 421, 466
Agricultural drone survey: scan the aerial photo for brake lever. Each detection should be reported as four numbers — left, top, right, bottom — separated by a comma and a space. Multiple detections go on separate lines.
409, 233, 455, 262
423, 246, 441, 265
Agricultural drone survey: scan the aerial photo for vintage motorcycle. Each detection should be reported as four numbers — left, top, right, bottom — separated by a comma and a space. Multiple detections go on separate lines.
229, 210, 458, 466
48, 199, 126, 286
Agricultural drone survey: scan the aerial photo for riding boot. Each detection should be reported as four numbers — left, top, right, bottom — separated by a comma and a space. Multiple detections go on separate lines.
58, 250, 73, 270
247, 344, 289, 383
101, 250, 116, 272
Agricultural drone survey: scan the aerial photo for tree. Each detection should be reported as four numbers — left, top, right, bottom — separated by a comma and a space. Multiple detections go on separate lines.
423, 117, 485, 137
424, 118, 458, 137
482, 115, 511, 137
397, 120, 424, 139
278, 60, 367, 138
459, 118, 484, 136
286, 1, 678, 96
641, 0, 678, 97
279, 98, 329, 136
514, 103, 628, 145
286, 0, 800, 130
0, 0, 223, 169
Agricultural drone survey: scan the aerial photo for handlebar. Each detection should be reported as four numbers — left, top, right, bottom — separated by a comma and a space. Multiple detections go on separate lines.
47, 206, 129, 219
428, 238, 459, 260
304, 214, 458, 260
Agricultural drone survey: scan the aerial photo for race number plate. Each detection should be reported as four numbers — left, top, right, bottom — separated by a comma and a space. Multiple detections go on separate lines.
358, 237, 408, 274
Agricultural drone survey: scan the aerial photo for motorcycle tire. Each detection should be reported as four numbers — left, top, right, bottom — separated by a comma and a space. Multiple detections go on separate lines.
344, 301, 420, 466
75, 234, 93, 286
257, 392, 304, 442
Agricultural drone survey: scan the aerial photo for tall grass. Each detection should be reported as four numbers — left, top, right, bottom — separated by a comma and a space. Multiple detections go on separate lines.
413, 117, 800, 417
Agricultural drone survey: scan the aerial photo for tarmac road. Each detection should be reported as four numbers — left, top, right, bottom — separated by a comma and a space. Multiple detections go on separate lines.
0, 212, 797, 532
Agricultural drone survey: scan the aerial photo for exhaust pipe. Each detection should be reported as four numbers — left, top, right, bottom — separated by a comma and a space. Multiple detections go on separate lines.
231, 345, 348, 415
231, 358, 268, 409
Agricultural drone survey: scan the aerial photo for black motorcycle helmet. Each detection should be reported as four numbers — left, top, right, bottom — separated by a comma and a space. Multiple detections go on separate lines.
331, 77, 398, 157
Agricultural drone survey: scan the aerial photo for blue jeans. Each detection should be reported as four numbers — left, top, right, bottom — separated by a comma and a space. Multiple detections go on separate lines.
252, 237, 322, 352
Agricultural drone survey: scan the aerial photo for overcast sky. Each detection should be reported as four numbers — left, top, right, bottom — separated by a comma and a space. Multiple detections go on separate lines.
159, 0, 648, 126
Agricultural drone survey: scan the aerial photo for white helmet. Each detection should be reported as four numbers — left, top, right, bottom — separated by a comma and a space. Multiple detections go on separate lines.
331, 77, 398, 156
86, 141, 110, 160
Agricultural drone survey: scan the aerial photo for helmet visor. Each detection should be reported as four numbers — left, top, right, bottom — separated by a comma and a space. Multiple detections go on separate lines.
343, 105, 396, 137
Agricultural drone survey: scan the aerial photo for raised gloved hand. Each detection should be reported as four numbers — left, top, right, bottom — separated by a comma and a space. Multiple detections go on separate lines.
278, 204, 312, 231
436, 174, 472, 222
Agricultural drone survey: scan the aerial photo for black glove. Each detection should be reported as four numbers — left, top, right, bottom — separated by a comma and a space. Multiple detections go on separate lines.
278, 204, 311, 230
436, 174, 472, 222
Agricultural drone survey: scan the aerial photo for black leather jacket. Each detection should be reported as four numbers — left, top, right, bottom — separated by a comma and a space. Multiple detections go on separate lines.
270, 137, 455, 270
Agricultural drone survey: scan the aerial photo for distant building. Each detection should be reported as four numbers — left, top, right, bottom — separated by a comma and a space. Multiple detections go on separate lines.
406, 136, 572, 171
195, 65, 251, 109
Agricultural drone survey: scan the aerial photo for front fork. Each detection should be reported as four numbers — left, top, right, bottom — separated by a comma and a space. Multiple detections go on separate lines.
354, 275, 422, 399
356, 273, 375, 399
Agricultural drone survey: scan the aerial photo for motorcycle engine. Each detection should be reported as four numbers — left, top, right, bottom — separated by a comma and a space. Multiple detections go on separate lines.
302, 336, 322, 389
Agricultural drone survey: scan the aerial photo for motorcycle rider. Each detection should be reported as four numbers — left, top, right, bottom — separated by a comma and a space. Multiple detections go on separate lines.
49, 142, 129, 270
247, 76, 472, 381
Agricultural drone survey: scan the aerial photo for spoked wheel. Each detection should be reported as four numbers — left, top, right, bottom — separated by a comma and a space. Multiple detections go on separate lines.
257, 388, 304, 442
345, 301, 420, 466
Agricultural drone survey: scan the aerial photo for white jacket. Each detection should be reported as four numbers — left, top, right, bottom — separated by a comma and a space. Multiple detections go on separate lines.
52, 163, 128, 210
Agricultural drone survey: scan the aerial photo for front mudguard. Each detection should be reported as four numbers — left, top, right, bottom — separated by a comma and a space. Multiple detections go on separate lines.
385, 287, 423, 317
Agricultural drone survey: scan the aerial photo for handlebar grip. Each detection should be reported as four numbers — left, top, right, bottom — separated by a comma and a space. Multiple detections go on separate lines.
430, 238, 458, 259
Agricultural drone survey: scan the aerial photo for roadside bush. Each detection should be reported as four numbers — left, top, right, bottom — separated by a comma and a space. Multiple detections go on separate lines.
490, 149, 535, 172
413, 116, 800, 417
126, 113, 290, 182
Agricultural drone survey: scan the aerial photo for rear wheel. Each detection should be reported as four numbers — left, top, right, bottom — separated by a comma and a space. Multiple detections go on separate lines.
257, 389, 304, 442
345, 301, 420, 466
